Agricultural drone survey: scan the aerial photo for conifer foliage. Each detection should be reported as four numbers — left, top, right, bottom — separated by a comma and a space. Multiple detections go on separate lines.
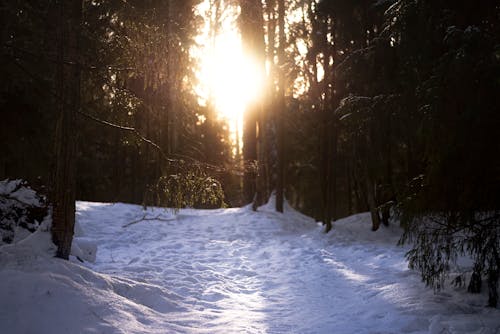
307, 0, 500, 306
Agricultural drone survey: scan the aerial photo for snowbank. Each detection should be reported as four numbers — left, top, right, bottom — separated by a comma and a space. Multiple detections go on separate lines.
0, 199, 498, 333
0, 210, 185, 334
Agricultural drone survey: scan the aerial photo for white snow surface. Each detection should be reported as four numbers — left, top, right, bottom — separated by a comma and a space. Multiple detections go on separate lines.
1, 200, 499, 334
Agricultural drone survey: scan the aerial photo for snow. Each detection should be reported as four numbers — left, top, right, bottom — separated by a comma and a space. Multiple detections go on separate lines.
1, 199, 499, 333
1, 179, 46, 244
0, 179, 42, 207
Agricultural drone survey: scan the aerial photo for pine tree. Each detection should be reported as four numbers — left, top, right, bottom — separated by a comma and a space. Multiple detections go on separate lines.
51, 0, 82, 259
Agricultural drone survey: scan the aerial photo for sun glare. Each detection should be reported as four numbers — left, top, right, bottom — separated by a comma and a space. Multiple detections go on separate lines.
205, 32, 262, 121
194, 2, 264, 153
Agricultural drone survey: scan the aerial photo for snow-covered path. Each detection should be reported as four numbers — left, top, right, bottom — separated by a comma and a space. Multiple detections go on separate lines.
75, 201, 500, 334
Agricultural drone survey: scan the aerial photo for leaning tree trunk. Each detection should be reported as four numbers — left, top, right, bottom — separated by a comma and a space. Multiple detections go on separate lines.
51, 0, 82, 259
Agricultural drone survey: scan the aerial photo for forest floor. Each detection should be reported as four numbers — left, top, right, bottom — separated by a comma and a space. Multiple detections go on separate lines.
1, 198, 499, 333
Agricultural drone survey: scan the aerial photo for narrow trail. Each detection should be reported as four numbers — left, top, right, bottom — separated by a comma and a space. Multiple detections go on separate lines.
76, 202, 499, 334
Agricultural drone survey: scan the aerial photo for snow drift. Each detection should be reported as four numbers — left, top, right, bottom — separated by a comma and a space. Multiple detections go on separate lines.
0, 197, 498, 333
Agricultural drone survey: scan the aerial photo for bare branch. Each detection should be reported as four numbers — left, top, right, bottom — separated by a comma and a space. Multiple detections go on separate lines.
122, 214, 176, 228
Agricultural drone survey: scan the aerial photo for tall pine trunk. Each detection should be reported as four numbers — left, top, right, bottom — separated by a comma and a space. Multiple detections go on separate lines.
275, 0, 286, 213
240, 0, 266, 207
167, 0, 179, 156
51, 0, 82, 259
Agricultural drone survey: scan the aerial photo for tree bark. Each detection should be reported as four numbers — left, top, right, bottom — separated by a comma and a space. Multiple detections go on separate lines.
240, 0, 266, 207
363, 164, 381, 231
51, 0, 82, 259
167, 0, 179, 156
275, 0, 286, 213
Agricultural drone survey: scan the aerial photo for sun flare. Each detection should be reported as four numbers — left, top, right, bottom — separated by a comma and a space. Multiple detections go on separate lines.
204, 32, 262, 122
194, 3, 264, 127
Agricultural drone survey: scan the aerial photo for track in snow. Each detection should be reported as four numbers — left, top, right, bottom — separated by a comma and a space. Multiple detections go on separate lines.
76, 201, 499, 334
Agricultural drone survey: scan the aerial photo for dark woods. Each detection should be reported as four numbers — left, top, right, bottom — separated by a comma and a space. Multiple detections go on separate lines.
1, 0, 499, 305
285, 0, 499, 228
0, 0, 233, 204
286, 0, 500, 307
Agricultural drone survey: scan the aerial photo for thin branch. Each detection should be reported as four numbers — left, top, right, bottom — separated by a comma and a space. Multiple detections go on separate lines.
2, 43, 136, 72
77, 110, 135, 131
77, 110, 173, 162
8, 55, 175, 164
122, 214, 176, 228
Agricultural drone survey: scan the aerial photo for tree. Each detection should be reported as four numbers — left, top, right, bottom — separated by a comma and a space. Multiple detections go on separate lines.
275, 0, 286, 213
394, 1, 500, 306
239, 0, 267, 207
322, 0, 500, 306
51, 0, 82, 259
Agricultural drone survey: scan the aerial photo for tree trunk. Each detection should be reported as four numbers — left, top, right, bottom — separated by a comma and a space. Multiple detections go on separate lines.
325, 124, 338, 232
320, 118, 334, 232
166, 0, 178, 156
275, 0, 286, 213
381, 107, 394, 226
240, 0, 266, 207
51, 0, 82, 259
365, 171, 381, 231
347, 159, 353, 215
264, 0, 277, 203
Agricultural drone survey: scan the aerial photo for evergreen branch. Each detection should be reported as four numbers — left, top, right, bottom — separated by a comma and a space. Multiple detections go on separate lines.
77, 110, 174, 163
2, 43, 136, 72
7, 52, 255, 176
8, 55, 172, 164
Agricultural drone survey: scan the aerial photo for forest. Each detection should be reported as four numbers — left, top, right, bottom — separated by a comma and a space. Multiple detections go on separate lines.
1, 0, 499, 328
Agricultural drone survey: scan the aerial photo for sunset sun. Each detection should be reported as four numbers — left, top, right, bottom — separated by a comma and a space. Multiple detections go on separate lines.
194, 3, 264, 125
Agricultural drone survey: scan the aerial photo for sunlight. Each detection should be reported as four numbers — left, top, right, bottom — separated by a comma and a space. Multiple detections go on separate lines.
321, 249, 370, 283
193, 1, 264, 154
204, 31, 262, 121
